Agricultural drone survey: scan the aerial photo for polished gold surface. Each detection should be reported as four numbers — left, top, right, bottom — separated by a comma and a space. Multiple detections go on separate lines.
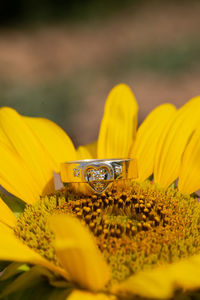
60, 159, 137, 182
60, 159, 138, 194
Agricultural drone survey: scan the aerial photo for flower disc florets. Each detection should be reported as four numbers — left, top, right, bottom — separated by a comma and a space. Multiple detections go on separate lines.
14, 180, 200, 285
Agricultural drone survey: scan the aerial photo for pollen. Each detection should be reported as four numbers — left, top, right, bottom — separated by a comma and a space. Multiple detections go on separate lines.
14, 180, 200, 284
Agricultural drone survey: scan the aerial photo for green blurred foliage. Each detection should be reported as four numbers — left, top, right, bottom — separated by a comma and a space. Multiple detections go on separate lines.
106, 39, 200, 77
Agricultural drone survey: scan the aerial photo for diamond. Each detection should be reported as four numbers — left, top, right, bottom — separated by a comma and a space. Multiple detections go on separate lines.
86, 168, 108, 181
114, 164, 122, 178
73, 168, 80, 177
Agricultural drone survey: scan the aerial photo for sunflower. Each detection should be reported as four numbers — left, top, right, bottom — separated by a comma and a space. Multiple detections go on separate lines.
1, 84, 200, 300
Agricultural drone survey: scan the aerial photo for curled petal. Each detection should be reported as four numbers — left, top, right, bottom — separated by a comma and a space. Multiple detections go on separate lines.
0, 142, 41, 204
0, 221, 68, 279
0, 196, 16, 227
77, 141, 97, 160
0, 107, 56, 195
154, 96, 200, 187
97, 84, 138, 159
67, 290, 116, 300
130, 104, 176, 181
24, 116, 76, 169
178, 127, 200, 194
49, 214, 110, 291
112, 253, 200, 299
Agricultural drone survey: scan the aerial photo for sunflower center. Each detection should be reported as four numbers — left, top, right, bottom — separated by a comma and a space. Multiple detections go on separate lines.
14, 180, 200, 284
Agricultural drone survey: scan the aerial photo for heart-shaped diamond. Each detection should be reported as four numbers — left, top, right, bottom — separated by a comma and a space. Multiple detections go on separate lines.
83, 164, 113, 193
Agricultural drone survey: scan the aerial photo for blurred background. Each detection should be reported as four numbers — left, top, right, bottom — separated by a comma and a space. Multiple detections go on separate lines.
0, 0, 200, 146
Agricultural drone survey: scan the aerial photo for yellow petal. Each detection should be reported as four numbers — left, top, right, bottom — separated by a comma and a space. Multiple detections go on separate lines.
68, 290, 116, 300
112, 264, 172, 299
77, 141, 97, 160
154, 96, 200, 187
112, 253, 200, 299
24, 116, 76, 169
0, 221, 68, 279
76, 146, 93, 160
0, 142, 41, 204
0, 107, 56, 195
130, 104, 176, 181
178, 127, 200, 194
49, 214, 110, 291
0, 127, 11, 146
97, 84, 138, 159
0, 196, 16, 227
170, 254, 200, 290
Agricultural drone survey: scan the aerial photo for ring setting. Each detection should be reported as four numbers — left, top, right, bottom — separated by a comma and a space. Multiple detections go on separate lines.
60, 158, 137, 194
83, 164, 113, 193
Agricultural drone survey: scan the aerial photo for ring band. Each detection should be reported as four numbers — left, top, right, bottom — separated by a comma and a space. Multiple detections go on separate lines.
60, 158, 138, 194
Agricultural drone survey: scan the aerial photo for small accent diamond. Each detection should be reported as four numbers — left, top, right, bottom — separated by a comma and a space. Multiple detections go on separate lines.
114, 164, 122, 178
73, 168, 80, 177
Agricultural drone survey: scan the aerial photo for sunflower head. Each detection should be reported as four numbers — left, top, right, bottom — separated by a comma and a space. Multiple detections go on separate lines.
13, 179, 200, 296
